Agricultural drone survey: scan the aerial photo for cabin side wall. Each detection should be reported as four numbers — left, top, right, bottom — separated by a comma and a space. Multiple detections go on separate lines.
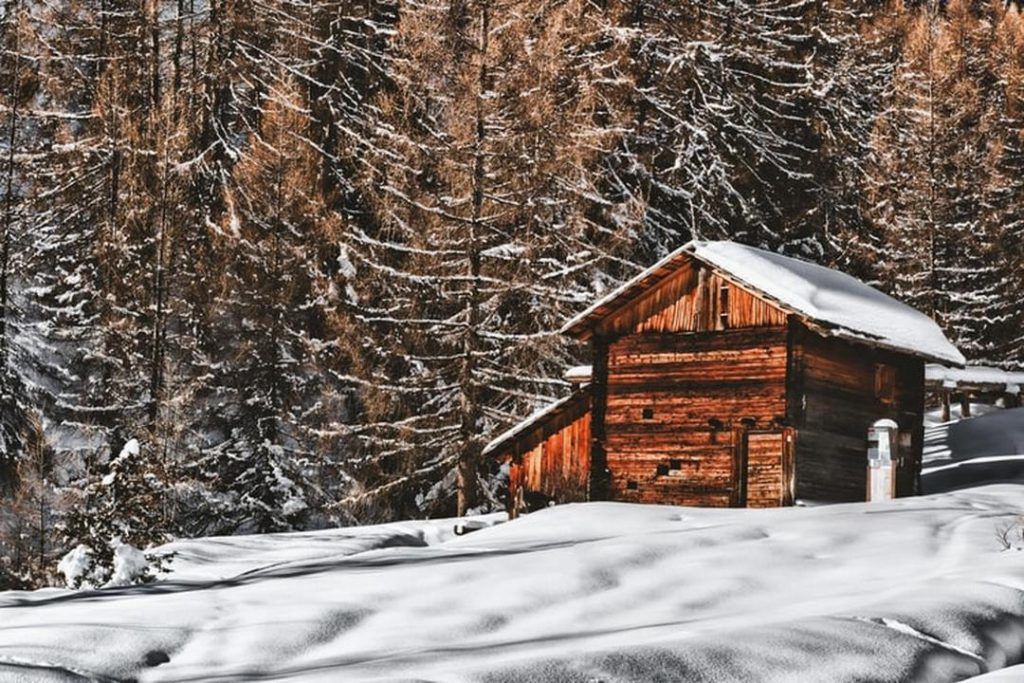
603, 327, 789, 506
507, 403, 591, 515
790, 325, 925, 502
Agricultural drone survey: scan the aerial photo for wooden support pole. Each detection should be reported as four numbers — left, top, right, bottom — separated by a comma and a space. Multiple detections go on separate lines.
941, 390, 951, 423
959, 392, 971, 419
589, 338, 610, 501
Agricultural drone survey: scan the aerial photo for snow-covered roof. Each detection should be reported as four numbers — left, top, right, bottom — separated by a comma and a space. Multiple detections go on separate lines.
482, 388, 590, 458
926, 364, 1024, 393
563, 365, 593, 383
562, 240, 965, 367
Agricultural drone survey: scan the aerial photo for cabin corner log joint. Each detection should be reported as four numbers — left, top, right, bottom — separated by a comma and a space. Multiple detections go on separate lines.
484, 241, 965, 517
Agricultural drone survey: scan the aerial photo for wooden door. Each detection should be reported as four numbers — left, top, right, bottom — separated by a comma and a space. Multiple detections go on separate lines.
743, 431, 791, 508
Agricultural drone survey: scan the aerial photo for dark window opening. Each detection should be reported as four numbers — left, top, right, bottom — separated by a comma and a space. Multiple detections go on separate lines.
626, 480, 639, 491
642, 407, 655, 420
708, 418, 723, 444
875, 364, 896, 403
669, 459, 682, 470
740, 416, 757, 428
656, 464, 669, 476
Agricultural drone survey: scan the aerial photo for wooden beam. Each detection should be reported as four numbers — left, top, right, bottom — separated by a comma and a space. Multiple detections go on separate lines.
589, 338, 610, 500
960, 392, 971, 418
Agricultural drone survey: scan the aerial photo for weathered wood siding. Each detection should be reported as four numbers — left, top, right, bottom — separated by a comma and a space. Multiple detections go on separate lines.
604, 327, 790, 506
506, 394, 591, 516
591, 262, 788, 339
633, 267, 788, 334
745, 432, 787, 507
789, 324, 925, 502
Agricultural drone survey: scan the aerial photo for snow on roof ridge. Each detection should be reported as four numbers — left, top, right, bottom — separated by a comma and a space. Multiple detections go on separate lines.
562, 239, 965, 366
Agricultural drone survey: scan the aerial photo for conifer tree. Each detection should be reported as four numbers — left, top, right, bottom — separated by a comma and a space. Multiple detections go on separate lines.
985, 2, 1024, 367
600, 0, 815, 257
0, 0, 39, 484
345, 0, 628, 518
190, 79, 343, 533
58, 437, 171, 587
867, 0, 1011, 362
0, 416, 56, 589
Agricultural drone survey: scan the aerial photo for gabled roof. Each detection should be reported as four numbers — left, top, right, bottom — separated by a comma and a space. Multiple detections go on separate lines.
562, 240, 966, 367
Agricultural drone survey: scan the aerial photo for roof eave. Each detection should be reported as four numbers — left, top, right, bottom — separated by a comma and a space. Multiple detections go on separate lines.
813, 324, 966, 368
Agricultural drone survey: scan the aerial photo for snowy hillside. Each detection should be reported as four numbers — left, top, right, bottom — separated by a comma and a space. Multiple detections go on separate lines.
2, 486, 1024, 681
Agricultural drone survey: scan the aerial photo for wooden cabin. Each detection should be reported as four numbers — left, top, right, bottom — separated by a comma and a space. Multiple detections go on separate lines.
485, 240, 965, 517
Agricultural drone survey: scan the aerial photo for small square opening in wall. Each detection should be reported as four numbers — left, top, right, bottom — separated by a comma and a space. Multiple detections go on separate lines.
642, 407, 655, 420
656, 464, 669, 476
669, 459, 682, 470
626, 480, 639, 491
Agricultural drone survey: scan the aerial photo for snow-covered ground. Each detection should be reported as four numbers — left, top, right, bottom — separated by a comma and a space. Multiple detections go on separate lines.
1, 488, 1023, 681
2, 408, 1023, 681
923, 406, 1024, 493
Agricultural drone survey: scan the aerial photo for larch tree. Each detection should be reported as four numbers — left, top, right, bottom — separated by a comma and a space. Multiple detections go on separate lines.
984, 2, 1024, 367
344, 0, 629, 519
0, 0, 37, 486
866, 4, 945, 323
191, 78, 344, 534
868, 0, 1010, 363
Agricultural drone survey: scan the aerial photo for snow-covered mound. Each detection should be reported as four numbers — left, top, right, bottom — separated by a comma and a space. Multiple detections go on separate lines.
2, 489, 1024, 681
923, 407, 1024, 493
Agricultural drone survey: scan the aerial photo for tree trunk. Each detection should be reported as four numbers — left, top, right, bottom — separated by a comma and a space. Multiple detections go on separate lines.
456, 2, 489, 517
147, 124, 170, 431
0, 0, 21, 371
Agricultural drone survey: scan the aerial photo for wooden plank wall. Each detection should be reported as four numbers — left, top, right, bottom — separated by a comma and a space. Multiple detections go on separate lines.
745, 432, 787, 507
634, 268, 787, 334
604, 327, 789, 506
508, 410, 591, 515
595, 262, 788, 339
790, 324, 925, 502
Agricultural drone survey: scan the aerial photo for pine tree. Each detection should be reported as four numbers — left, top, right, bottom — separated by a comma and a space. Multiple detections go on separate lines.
867, 0, 1010, 363
343, 0, 630, 519
189, 79, 343, 534
798, 0, 905, 271
58, 437, 171, 587
0, 0, 40, 485
598, 0, 816, 258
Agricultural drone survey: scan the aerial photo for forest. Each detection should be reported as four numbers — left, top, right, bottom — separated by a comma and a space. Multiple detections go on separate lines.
0, 0, 1022, 588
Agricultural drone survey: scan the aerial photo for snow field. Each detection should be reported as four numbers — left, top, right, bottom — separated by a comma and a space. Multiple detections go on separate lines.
1, 488, 1024, 681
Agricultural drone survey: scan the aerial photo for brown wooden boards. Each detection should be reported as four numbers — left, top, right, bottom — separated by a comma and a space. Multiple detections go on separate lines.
507, 407, 591, 517
745, 432, 785, 507
791, 324, 925, 502
634, 267, 788, 335
603, 327, 789, 507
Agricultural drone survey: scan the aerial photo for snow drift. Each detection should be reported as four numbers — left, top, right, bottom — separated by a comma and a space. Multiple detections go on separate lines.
1, 487, 1024, 681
